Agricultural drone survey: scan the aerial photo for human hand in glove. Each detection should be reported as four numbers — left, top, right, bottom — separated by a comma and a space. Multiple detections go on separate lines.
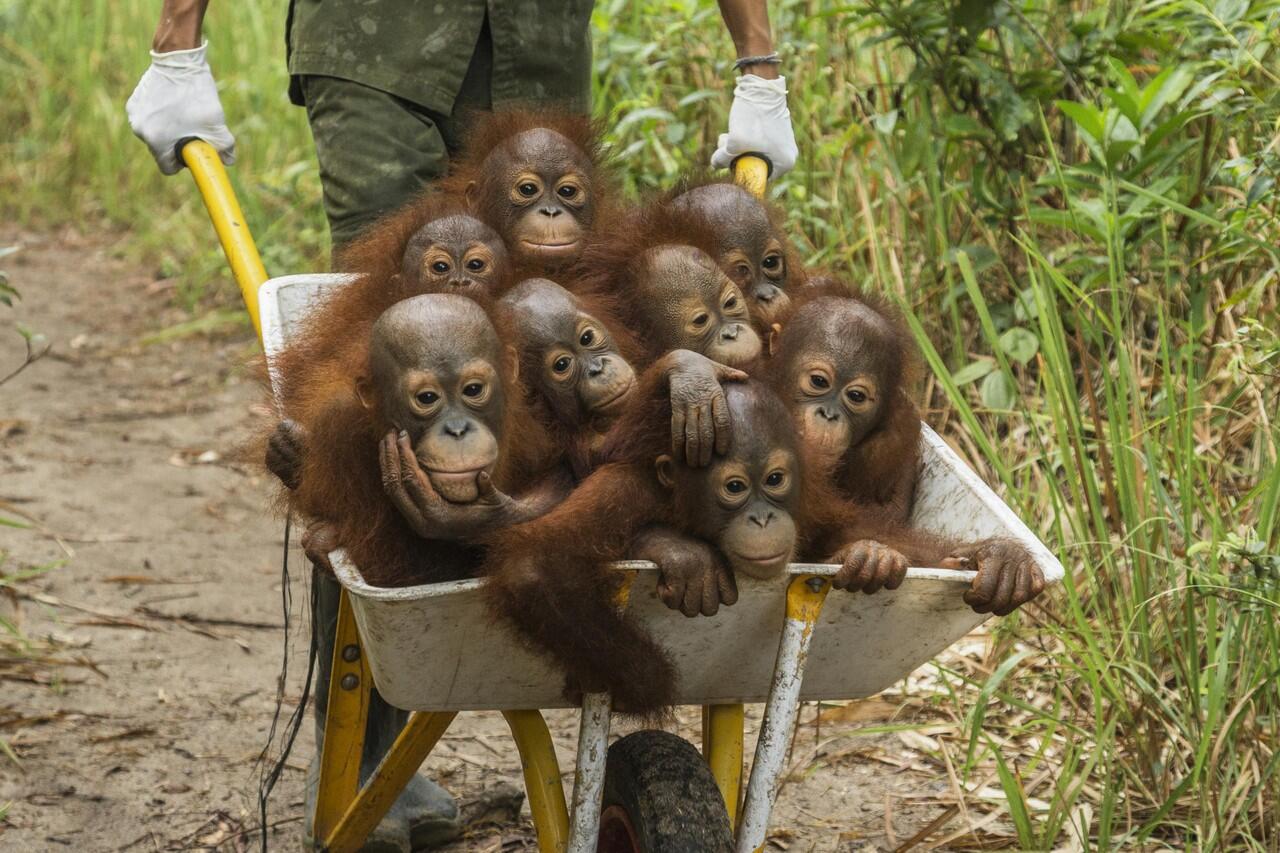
126, 40, 235, 176
711, 74, 799, 178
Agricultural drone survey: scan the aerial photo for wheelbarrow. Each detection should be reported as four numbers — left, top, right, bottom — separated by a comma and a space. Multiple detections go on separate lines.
179, 138, 1064, 852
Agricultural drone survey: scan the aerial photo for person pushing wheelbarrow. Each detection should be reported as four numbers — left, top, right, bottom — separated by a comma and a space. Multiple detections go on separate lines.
126, 2, 799, 847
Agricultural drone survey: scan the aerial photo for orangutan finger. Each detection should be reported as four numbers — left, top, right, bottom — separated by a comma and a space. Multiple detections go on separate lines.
657, 579, 683, 611
685, 406, 702, 467
1002, 565, 1034, 615
1030, 565, 1046, 598
884, 553, 908, 590
671, 407, 687, 460
681, 582, 702, 618
699, 574, 720, 617
697, 403, 715, 467
714, 363, 749, 383
965, 557, 1001, 609
379, 432, 403, 492
711, 392, 732, 456
991, 557, 1019, 615
717, 563, 739, 607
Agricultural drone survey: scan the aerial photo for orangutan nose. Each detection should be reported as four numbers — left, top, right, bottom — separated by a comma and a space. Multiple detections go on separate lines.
587, 356, 606, 377
539, 207, 562, 217
443, 419, 471, 438
817, 406, 840, 422
748, 510, 775, 528
721, 324, 740, 341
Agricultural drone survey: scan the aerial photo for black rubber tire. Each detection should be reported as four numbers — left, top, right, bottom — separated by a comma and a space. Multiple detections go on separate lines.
597, 730, 734, 853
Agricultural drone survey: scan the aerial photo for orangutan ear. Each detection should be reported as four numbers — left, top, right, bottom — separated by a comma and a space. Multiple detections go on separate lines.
355, 376, 376, 411
767, 323, 783, 358
654, 454, 676, 490
464, 180, 479, 209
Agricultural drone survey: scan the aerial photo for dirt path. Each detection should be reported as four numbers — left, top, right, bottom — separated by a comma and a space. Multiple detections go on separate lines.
0, 233, 958, 852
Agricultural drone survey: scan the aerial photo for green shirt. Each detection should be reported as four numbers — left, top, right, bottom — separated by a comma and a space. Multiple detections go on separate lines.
286, 0, 594, 113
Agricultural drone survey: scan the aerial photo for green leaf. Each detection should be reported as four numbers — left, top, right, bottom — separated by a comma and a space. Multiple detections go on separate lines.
1246, 174, 1274, 207
981, 370, 1017, 410
1057, 100, 1105, 144
991, 742, 1037, 847
1000, 327, 1040, 365
952, 358, 996, 386
945, 244, 998, 272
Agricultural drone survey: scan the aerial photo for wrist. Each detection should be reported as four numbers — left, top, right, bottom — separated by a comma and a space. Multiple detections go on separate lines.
740, 62, 780, 79
152, 0, 206, 52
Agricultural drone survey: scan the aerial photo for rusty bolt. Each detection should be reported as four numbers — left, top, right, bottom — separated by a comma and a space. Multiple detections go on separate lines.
806, 577, 827, 592
341, 644, 360, 662
340, 673, 359, 691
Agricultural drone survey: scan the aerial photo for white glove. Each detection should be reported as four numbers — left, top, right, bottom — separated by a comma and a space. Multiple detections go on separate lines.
710, 74, 798, 178
126, 40, 235, 176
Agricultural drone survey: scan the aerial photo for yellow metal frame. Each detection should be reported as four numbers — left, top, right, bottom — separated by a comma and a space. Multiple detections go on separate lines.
181, 139, 268, 337
181, 140, 770, 851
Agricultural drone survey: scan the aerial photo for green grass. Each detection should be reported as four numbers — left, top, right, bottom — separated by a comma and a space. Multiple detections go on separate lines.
3, 0, 1279, 848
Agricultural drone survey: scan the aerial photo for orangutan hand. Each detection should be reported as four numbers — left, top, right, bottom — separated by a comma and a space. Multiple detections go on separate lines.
379, 430, 519, 540
633, 525, 738, 617
661, 349, 749, 467
265, 418, 306, 490
301, 521, 338, 575
830, 539, 909, 594
949, 539, 1045, 616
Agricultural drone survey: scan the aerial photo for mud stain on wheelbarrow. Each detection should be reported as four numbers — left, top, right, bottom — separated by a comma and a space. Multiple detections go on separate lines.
0, 231, 986, 851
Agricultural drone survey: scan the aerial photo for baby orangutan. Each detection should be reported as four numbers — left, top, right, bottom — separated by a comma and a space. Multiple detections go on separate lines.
770, 284, 1045, 615
440, 110, 610, 270
275, 294, 560, 587
483, 381, 804, 712
578, 206, 762, 368
265, 200, 513, 493
669, 181, 800, 331
766, 283, 921, 522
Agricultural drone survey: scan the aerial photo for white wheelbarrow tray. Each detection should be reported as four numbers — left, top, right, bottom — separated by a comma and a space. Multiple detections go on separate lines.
260, 272, 1064, 851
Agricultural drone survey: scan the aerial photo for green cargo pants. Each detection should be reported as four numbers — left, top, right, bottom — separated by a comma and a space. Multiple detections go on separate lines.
297, 20, 497, 249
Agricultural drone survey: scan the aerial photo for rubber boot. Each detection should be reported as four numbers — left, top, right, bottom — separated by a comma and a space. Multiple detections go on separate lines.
305, 568, 461, 851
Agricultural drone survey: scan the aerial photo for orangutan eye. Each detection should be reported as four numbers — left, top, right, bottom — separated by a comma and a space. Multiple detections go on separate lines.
431, 261, 450, 274
692, 313, 710, 328
466, 258, 485, 271
724, 295, 738, 310
579, 328, 596, 346
810, 374, 829, 390
415, 390, 439, 406
762, 254, 781, 270
462, 383, 484, 398
518, 182, 539, 197
557, 184, 578, 199
725, 478, 747, 494
847, 388, 867, 403
765, 471, 785, 487
553, 356, 572, 374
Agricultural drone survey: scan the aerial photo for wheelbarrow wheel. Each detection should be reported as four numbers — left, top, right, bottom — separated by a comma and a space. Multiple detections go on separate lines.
597, 730, 733, 853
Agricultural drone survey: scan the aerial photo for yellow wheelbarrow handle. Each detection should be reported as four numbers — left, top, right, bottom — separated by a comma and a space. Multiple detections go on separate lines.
180, 138, 268, 341
732, 153, 770, 200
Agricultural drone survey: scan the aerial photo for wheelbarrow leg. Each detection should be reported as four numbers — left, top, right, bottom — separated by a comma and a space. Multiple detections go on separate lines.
735, 576, 829, 853
503, 710, 571, 853
321, 710, 457, 853
313, 588, 371, 844
702, 703, 745, 827
567, 692, 611, 853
